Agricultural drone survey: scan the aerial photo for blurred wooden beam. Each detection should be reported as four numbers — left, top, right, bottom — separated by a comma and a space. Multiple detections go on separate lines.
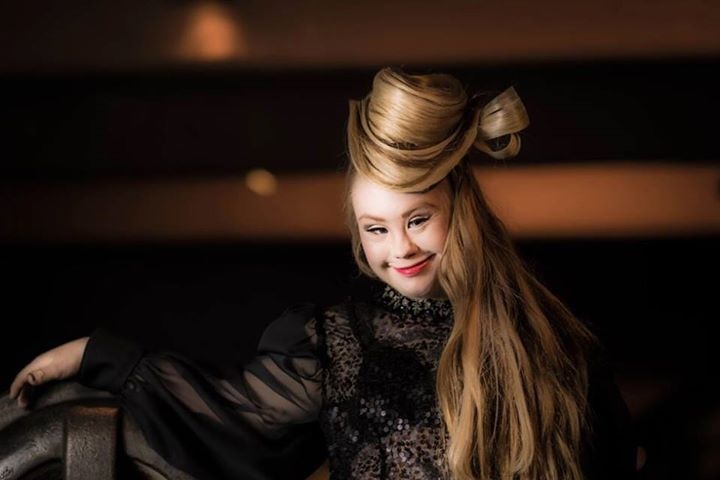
1, 0, 719, 72
481, 163, 720, 237
1, 163, 717, 243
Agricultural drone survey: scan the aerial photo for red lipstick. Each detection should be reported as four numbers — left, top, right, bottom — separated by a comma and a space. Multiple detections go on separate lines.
393, 255, 434, 277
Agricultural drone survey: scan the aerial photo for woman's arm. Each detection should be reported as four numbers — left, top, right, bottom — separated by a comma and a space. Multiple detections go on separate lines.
9, 303, 327, 480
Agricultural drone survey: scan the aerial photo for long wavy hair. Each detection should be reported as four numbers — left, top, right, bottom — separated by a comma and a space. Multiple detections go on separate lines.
345, 67, 599, 479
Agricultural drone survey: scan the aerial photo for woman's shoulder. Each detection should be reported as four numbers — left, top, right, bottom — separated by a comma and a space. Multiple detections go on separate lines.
256, 302, 323, 357
256, 299, 359, 349
259, 276, 388, 349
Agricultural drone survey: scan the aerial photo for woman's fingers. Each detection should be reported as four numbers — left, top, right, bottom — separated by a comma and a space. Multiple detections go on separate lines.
10, 354, 54, 398
10, 366, 43, 399
9, 368, 45, 409
27, 369, 44, 385
8, 337, 90, 402
17, 384, 31, 409
9, 366, 34, 399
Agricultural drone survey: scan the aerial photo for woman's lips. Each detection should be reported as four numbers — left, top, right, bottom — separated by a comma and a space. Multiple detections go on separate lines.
393, 255, 434, 277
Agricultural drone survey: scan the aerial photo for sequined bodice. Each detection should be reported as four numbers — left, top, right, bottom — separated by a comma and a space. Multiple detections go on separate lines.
318, 285, 454, 479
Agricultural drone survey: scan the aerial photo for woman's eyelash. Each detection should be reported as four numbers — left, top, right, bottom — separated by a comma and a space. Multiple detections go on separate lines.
408, 216, 429, 227
364, 215, 430, 234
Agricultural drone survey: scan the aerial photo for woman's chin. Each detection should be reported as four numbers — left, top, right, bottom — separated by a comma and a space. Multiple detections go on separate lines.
389, 279, 436, 300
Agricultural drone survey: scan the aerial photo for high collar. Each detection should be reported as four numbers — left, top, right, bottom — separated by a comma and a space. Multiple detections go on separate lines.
374, 284, 453, 320
348, 275, 453, 320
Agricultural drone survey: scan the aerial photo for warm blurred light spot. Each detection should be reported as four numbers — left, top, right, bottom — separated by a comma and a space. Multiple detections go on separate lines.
0, 164, 717, 243
177, 2, 246, 61
245, 168, 278, 196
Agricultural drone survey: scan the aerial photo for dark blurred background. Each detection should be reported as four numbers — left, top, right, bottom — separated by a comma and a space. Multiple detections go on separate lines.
1, 1, 718, 479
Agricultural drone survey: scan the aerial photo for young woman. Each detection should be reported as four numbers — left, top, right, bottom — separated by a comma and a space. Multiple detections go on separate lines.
9, 67, 637, 479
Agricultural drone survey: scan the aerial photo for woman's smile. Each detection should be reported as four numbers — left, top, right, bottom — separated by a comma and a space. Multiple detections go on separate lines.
392, 254, 435, 277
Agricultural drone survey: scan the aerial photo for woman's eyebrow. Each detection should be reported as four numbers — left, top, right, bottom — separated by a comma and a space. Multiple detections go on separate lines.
358, 202, 438, 222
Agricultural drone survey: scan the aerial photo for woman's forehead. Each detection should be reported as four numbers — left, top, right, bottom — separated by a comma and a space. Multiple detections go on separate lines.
351, 176, 449, 219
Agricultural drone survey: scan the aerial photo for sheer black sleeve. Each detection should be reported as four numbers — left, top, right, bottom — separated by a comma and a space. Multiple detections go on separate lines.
78, 302, 327, 480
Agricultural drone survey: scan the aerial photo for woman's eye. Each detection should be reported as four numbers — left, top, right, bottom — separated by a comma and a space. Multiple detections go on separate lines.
366, 227, 387, 235
408, 216, 429, 228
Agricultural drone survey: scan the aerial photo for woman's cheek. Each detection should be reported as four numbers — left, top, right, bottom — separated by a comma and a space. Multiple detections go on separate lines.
360, 240, 370, 264
361, 237, 382, 267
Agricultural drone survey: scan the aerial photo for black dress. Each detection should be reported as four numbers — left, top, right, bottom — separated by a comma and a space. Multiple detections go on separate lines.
78, 279, 637, 479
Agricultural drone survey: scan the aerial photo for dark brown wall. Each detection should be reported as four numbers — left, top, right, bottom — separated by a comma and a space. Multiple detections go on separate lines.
1, 2, 718, 479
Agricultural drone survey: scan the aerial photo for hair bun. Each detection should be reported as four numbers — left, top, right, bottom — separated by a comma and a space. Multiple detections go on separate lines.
473, 87, 529, 160
347, 69, 530, 192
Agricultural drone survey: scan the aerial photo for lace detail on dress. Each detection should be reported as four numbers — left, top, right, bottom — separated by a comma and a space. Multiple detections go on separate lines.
318, 286, 453, 479
376, 285, 453, 320
321, 305, 364, 404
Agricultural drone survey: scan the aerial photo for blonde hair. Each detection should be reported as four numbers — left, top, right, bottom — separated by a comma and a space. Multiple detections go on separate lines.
345, 67, 598, 479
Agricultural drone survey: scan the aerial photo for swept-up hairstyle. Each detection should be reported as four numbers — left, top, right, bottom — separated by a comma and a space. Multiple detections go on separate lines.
345, 67, 598, 480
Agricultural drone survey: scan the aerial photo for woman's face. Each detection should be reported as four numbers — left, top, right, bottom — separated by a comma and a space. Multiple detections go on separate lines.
352, 175, 451, 299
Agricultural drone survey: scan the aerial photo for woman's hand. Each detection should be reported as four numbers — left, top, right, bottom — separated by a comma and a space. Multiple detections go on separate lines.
9, 336, 90, 408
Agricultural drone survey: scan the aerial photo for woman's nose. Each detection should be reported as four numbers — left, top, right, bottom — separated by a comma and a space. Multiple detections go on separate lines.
391, 231, 419, 259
